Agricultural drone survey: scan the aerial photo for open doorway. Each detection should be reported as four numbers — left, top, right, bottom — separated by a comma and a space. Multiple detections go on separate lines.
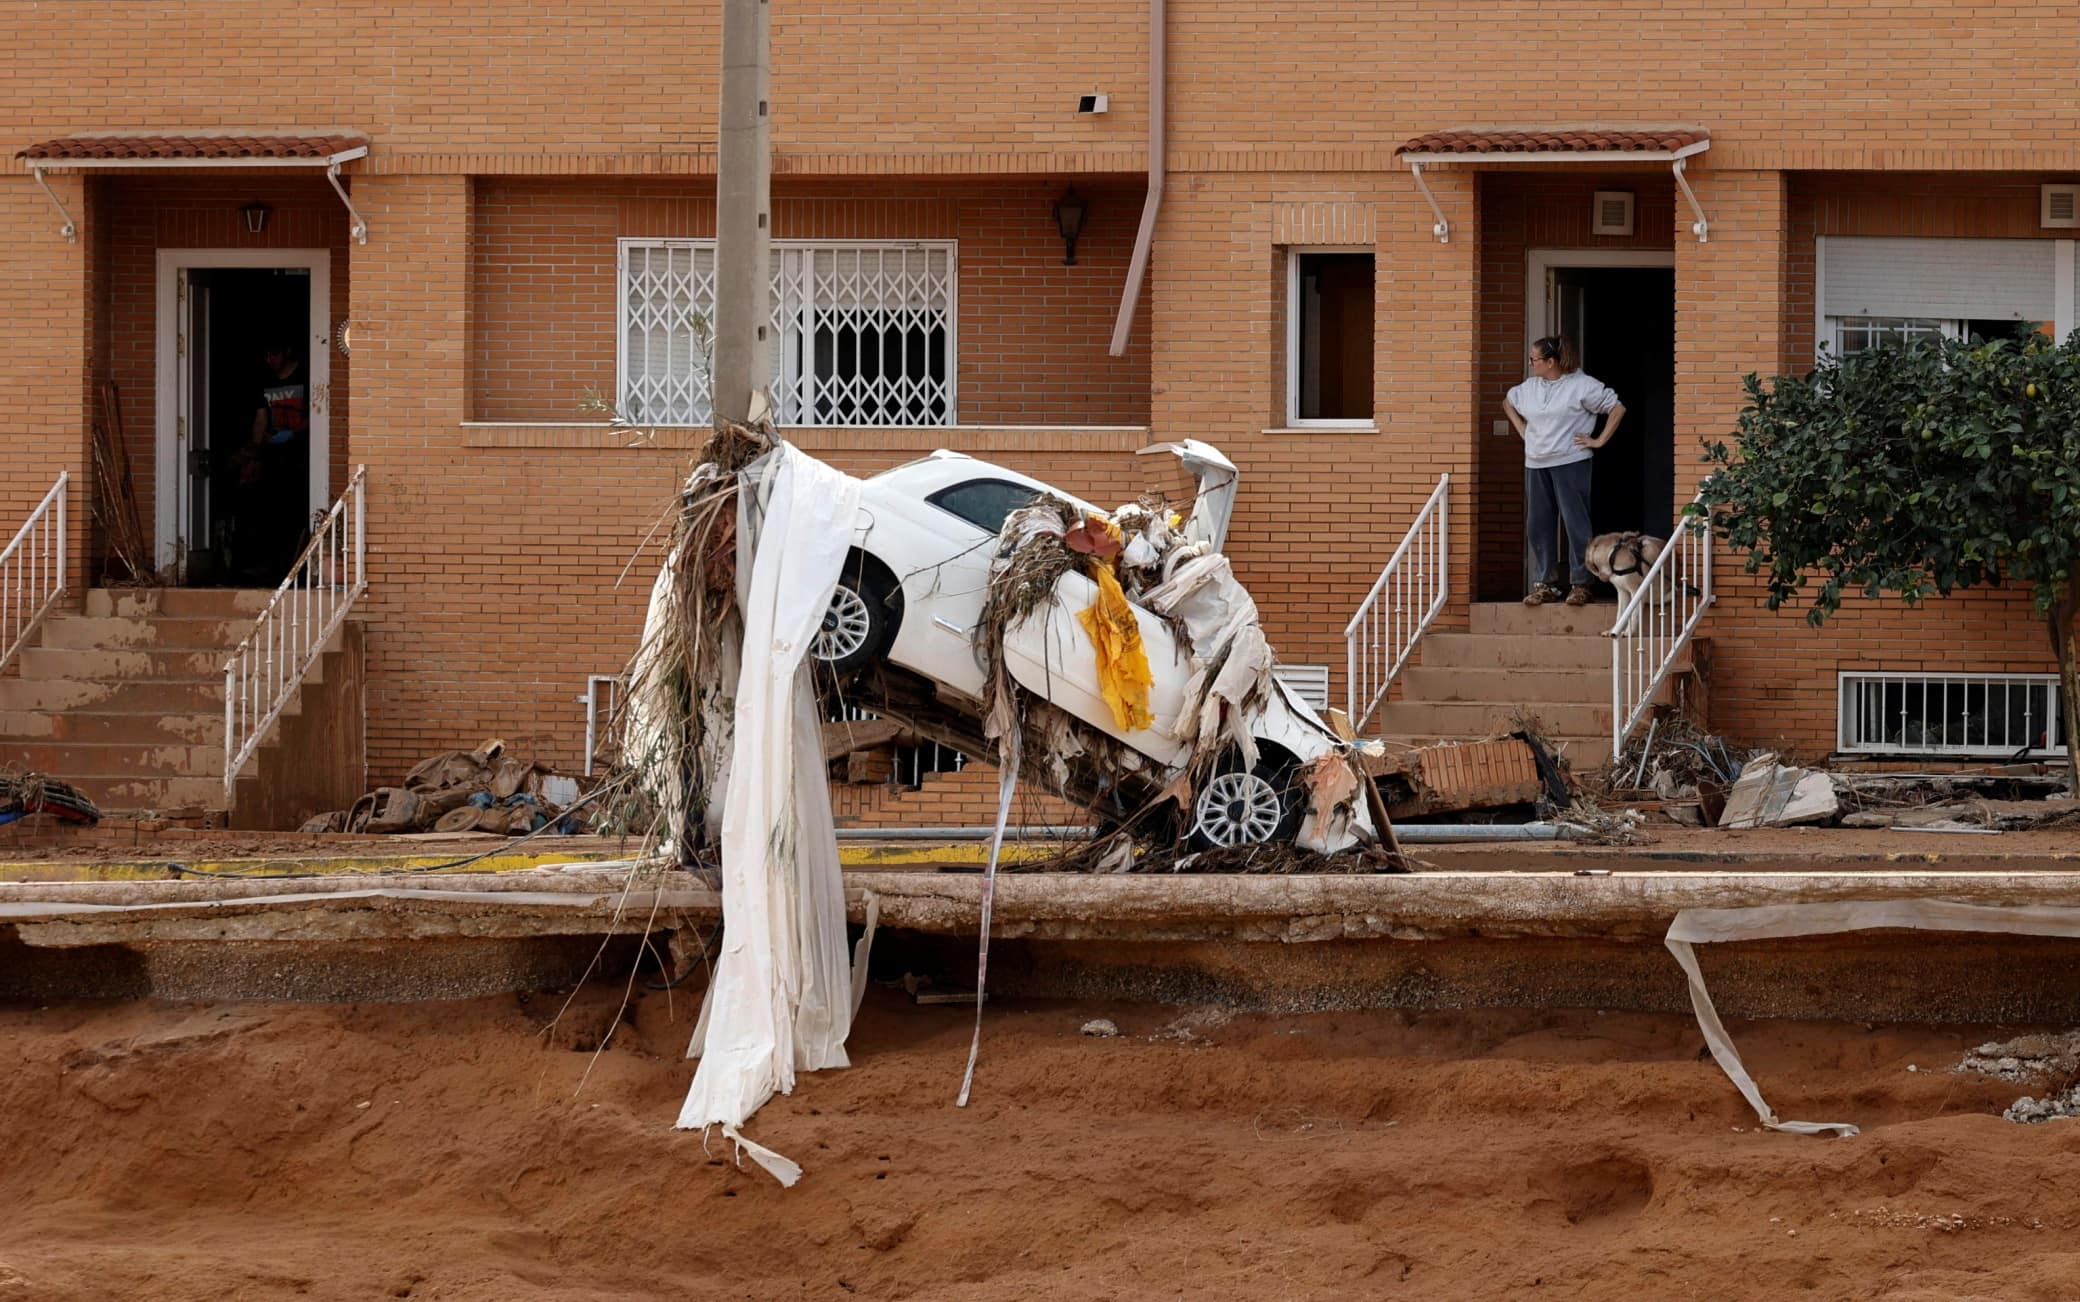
1527, 251, 1676, 596
156, 250, 330, 587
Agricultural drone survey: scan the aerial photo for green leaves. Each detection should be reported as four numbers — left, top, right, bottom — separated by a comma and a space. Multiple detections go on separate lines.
1704, 333, 2080, 621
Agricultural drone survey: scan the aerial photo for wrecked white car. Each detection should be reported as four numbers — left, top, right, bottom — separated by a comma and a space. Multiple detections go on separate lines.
812, 442, 1378, 852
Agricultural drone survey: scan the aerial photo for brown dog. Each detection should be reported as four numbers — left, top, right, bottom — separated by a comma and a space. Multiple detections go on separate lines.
1583, 531, 1665, 603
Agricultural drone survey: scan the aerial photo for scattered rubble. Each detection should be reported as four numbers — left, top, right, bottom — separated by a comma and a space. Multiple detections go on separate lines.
298, 740, 593, 836
1954, 1032, 2080, 1083
1602, 715, 2076, 833
2004, 1088, 2080, 1124
1717, 754, 1841, 829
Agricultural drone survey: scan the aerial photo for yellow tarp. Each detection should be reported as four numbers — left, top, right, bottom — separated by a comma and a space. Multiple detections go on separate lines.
1077, 563, 1155, 733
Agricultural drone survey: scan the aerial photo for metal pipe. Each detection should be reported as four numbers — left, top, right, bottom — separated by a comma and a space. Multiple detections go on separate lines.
834, 822, 1589, 844
1107, 0, 1164, 357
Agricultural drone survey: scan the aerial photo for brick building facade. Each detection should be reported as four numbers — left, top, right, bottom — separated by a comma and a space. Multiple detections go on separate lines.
5, 2, 2077, 816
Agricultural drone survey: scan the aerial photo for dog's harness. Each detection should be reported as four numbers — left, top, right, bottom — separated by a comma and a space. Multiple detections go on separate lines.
1608, 532, 1648, 577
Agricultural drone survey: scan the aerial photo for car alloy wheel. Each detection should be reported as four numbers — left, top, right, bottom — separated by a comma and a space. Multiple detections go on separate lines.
814, 583, 874, 663
1192, 769, 1285, 847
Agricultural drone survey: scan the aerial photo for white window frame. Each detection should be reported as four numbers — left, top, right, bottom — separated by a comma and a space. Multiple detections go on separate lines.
1822, 315, 1958, 359
1285, 245, 1376, 429
617, 237, 958, 428
1837, 670, 2065, 758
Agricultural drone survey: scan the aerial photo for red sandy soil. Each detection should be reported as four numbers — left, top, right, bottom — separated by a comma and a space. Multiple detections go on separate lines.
4, 988, 2080, 1300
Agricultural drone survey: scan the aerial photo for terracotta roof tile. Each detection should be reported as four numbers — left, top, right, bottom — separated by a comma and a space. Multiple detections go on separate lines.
1398, 128, 1707, 157
18, 133, 367, 162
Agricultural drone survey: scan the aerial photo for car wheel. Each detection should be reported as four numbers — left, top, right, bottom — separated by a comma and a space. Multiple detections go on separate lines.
813, 558, 897, 676
1189, 750, 1301, 850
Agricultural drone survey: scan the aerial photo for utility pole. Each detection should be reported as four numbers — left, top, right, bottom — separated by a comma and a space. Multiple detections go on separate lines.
712, 0, 772, 426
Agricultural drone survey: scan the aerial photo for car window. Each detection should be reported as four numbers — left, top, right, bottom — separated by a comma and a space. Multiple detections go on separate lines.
925, 478, 1038, 535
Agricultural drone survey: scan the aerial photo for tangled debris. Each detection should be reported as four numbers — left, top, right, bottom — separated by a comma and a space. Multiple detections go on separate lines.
299, 740, 590, 835
0, 770, 100, 828
614, 418, 774, 862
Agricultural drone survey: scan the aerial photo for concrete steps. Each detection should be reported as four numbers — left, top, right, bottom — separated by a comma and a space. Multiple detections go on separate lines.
1, 589, 266, 814
1377, 602, 1683, 759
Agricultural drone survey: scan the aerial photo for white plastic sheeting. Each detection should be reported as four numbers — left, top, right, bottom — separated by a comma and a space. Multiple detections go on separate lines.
674, 443, 865, 1185
1669, 899, 2080, 1139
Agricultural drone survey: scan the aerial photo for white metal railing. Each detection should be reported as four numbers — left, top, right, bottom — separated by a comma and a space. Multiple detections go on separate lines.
1345, 473, 1450, 730
1608, 487, 1714, 762
0, 472, 68, 674
224, 465, 367, 797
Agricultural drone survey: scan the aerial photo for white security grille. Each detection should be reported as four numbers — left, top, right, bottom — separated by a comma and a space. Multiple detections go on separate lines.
619, 239, 955, 427
621, 243, 719, 426
1829, 316, 1950, 356
1837, 671, 2065, 758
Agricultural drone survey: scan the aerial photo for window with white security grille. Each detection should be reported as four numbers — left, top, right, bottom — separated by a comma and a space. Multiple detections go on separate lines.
1828, 316, 1951, 356
1837, 671, 2065, 758
618, 239, 956, 427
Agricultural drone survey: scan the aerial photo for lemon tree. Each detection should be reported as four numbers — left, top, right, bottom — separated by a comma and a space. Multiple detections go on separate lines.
1702, 332, 2080, 785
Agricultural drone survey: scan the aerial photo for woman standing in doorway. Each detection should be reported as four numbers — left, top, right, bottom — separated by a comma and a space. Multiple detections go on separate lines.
1503, 335, 1626, 607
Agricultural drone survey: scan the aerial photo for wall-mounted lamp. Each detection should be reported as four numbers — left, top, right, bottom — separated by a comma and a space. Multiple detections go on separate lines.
1052, 187, 1087, 266
240, 201, 272, 235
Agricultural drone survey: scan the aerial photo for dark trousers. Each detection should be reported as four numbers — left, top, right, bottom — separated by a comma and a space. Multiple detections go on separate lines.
1525, 459, 1595, 588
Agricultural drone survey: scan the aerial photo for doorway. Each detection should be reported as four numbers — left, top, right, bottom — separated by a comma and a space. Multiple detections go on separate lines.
1526, 251, 1676, 595
155, 250, 330, 586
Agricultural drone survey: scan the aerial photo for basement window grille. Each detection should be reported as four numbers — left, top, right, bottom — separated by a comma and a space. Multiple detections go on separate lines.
619, 238, 956, 428
1836, 671, 2065, 758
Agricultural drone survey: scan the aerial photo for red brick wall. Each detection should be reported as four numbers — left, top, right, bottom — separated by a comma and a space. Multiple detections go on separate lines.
0, 176, 93, 588
468, 178, 1150, 427
0, 2, 1152, 161
1148, 171, 1482, 709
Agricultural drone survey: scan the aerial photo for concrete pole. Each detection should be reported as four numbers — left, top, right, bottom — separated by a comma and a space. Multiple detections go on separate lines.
712, 0, 772, 426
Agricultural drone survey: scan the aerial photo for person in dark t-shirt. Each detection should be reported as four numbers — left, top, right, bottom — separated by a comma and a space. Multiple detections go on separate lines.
234, 340, 312, 580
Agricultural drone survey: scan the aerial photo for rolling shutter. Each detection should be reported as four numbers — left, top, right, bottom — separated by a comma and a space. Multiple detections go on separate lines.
1819, 236, 2055, 322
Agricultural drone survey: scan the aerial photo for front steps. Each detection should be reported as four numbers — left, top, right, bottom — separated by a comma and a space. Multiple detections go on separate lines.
1376, 602, 1690, 765
0, 589, 268, 813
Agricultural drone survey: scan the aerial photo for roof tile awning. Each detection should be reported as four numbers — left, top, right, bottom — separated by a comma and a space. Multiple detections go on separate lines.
18, 132, 368, 164
1398, 128, 1708, 158
18, 132, 372, 245
1394, 126, 1712, 245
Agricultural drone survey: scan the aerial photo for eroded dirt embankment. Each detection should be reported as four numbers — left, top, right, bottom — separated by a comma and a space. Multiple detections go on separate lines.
4, 988, 2080, 1300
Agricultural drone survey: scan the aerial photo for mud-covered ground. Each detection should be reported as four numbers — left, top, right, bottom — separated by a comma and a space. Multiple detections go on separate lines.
4, 987, 2078, 1300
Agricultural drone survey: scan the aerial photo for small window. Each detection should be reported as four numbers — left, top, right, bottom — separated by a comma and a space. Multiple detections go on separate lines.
1838, 671, 2065, 757
1827, 316, 1950, 357
1287, 251, 1375, 425
926, 478, 1038, 535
